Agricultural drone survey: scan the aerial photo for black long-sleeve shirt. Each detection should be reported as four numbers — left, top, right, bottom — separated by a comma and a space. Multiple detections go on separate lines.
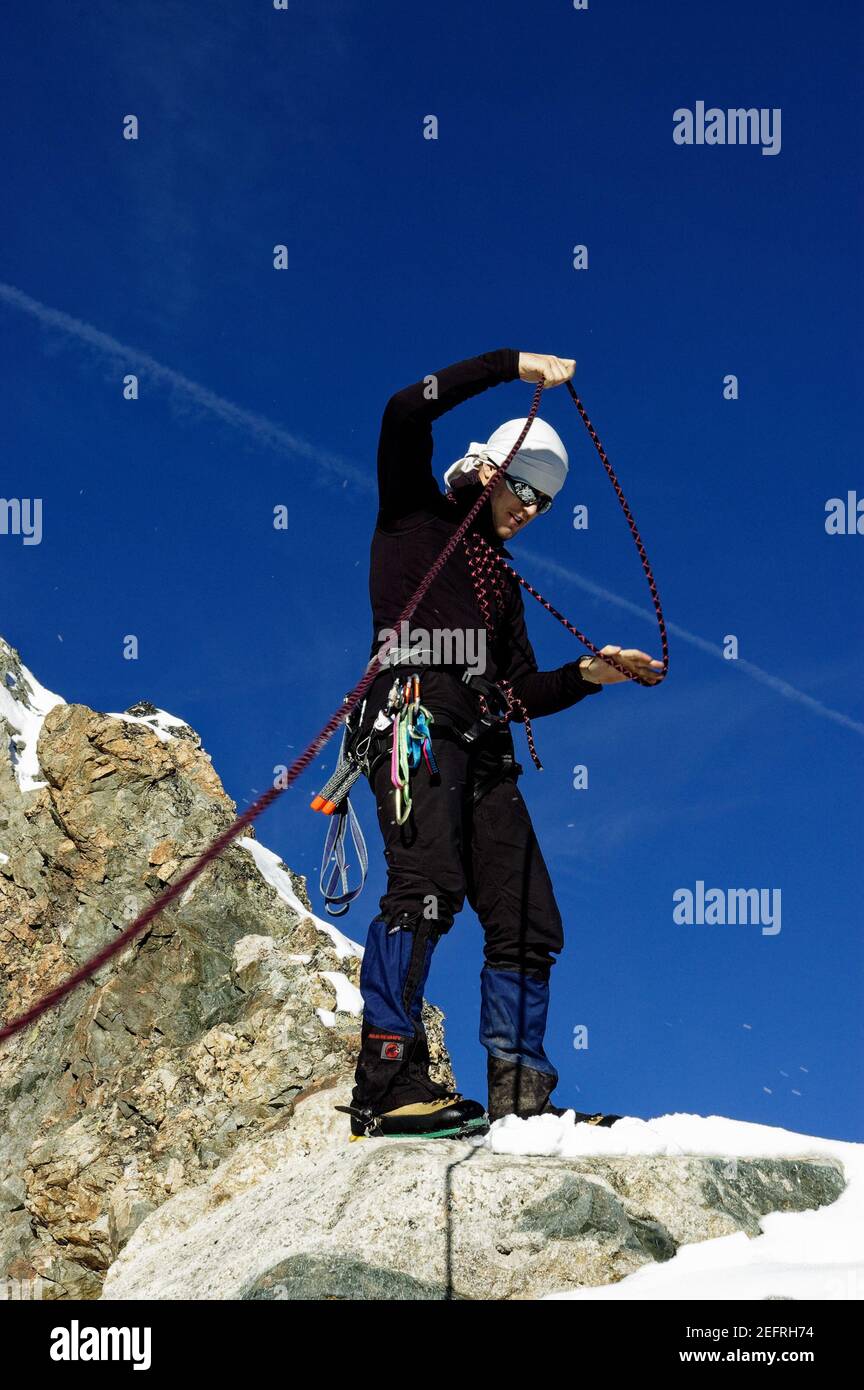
363, 348, 602, 731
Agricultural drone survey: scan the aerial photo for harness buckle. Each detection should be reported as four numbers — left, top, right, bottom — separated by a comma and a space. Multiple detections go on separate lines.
459, 669, 511, 744
458, 713, 498, 746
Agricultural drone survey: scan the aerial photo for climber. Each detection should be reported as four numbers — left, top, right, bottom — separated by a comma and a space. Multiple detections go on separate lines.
337, 349, 663, 1141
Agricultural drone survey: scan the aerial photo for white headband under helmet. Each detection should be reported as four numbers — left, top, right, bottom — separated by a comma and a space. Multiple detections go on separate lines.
443, 417, 569, 500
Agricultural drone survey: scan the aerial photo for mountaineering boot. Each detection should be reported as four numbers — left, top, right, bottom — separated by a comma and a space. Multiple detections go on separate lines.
486, 1055, 621, 1128
335, 1094, 489, 1140
340, 913, 489, 1139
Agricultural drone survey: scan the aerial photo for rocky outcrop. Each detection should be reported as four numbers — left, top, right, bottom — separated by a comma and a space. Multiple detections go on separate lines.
100, 1089, 846, 1301
0, 637, 453, 1299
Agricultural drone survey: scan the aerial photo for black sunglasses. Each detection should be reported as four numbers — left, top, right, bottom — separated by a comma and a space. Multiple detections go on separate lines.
502, 474, 553, 515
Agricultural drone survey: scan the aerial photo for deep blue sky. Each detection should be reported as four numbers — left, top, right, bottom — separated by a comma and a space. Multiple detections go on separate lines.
2, 1, 862, 1140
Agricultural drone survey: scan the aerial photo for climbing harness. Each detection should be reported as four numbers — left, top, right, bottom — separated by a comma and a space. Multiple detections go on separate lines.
314, 665, 516, 910
311, 673, 441, 909
0, 378, 667, 1044
312, 674, 439, 908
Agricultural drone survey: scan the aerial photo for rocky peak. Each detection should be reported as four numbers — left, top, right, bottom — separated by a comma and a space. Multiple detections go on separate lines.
0, 635, 452, 1298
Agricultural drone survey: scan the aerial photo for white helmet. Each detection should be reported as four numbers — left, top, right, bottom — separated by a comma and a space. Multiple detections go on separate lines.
443, 417, 569, 500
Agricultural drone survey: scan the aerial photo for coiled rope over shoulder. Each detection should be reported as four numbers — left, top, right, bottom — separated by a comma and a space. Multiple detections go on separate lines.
0, 378, 667, 1044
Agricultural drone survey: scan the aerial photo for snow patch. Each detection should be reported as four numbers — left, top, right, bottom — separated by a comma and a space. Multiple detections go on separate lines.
237, 836, 363, 961
317, 970, 363, 1027
0, 643, 65, 792
481, 1111, 863, 1301
318, 969, 363, 1014
104, 708, 189, 743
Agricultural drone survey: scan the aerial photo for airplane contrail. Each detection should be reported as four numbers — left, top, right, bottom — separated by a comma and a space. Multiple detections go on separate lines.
521, 547, 864, 738
3, 282, 859, 736
0, 281, 374, 490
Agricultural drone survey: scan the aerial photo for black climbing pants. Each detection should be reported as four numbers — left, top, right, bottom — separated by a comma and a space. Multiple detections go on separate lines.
350, 722, 565, 1115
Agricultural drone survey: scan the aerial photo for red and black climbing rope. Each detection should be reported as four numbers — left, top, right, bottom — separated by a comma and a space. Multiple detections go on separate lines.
464, 531, 544, 767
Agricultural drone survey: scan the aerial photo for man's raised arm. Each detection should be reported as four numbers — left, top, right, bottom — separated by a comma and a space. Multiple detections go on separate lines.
376, 348, 521, 524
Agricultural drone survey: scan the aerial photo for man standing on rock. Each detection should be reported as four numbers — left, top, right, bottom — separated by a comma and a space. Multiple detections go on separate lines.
337, 349, 663, 1141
